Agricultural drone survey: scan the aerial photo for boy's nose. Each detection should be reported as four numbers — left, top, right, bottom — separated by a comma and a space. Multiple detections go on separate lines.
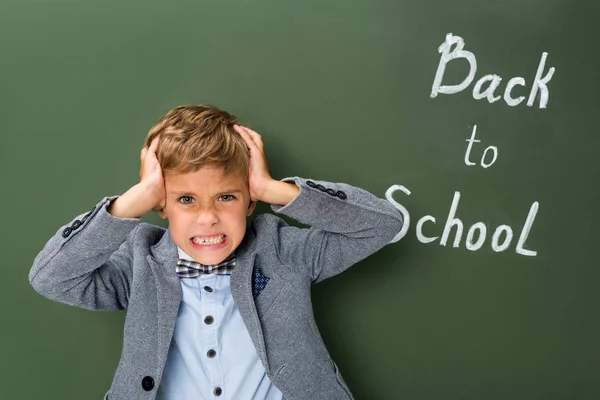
196, 209, 218, 227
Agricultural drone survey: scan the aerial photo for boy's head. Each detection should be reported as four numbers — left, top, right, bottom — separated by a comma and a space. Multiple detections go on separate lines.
145, 104, 249, 177
145, 104, 256, 265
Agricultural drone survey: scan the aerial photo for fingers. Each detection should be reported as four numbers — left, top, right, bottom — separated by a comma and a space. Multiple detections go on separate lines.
234, 124, 263, 152
233, 124, 252, 146
141, 136, 159, 161
148, 136, 160, 153
243, 126, 263, 148
140, 136, 163, 182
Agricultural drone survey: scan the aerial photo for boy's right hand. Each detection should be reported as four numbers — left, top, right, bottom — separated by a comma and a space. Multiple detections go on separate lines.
108, 137, 166, 219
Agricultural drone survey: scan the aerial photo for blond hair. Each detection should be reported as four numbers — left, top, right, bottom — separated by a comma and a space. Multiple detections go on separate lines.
144, 104, 249, 178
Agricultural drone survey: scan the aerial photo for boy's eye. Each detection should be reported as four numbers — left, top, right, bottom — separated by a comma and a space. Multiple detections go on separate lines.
177, 196, 194, 204
218, 194, 235, 201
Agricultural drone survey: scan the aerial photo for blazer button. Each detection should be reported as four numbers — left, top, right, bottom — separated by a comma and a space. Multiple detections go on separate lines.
62, 227, 72, 238
71, 220, 82, 229
336, 191, 347, 200
306, 180, 316, 188
213, 387, 223, 396
81, 207, 95, 223
141, 376, 154, 391
316, 184, 326, 191
326, 188, 336, 196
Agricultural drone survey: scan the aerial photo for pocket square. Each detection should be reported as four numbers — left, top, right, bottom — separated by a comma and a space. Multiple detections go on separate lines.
252, 266, 270, 299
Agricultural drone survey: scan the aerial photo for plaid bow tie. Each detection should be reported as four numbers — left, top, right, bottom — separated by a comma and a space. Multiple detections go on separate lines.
176, 254, 236, 277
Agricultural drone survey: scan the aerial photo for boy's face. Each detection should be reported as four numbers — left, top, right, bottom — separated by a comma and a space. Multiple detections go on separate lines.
160, 166, 256, 265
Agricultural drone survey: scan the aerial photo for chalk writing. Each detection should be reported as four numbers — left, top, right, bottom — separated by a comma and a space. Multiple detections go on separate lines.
430, 33, 555, 108
385, 33, 553, 257
464, 125, 498, 168
385, 185, 539, 256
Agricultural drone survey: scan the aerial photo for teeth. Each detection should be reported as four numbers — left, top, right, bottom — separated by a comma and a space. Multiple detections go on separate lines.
193, 235, 225, 245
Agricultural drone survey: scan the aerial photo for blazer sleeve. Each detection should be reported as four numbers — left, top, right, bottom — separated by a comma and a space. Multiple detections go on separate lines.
270, 177, 403, 283
29, 196, 140, 311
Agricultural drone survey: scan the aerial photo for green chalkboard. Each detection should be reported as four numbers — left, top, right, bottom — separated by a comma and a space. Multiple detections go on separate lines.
3, 0, 599, 399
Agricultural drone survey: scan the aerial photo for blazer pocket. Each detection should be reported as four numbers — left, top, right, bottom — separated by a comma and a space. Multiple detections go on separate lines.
254, 273, 286, 318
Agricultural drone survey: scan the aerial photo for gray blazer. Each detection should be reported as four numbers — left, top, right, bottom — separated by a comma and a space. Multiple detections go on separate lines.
29, 177, 402, 400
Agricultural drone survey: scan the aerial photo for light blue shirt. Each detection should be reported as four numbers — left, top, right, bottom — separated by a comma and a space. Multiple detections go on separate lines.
156, 249, 285, 400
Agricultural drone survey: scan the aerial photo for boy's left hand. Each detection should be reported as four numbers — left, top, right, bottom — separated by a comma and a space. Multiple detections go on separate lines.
233, 124, 273, 202
234, 124, 300, 206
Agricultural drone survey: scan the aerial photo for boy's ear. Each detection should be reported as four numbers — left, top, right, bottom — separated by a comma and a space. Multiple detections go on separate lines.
247, 200, 257, 216
157, 208, 167, 219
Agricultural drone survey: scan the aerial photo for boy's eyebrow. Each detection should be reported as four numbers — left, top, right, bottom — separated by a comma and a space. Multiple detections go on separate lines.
170, 189, 243, 197
213, 189, 243, 197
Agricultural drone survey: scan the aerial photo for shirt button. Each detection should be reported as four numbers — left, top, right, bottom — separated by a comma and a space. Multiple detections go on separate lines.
207, 349, 217, 358
204, 316, 214, 325
213, 386, 222, 396
203, 286, 213, 293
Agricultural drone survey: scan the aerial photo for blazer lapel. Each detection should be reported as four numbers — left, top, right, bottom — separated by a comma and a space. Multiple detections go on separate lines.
146, 229, 182, 372
230, 229, 270, 371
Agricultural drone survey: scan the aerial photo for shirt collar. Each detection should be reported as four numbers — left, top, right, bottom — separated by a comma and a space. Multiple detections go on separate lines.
176, 247, 237, 264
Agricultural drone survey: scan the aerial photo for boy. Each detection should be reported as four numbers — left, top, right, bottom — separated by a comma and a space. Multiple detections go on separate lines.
29, 105, 403, 400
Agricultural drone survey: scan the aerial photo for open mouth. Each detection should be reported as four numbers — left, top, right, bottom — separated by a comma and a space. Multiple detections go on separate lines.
191, 235, 226, 245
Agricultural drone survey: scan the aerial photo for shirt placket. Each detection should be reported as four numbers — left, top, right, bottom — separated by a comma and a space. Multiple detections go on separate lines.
199, 274, 224, 398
